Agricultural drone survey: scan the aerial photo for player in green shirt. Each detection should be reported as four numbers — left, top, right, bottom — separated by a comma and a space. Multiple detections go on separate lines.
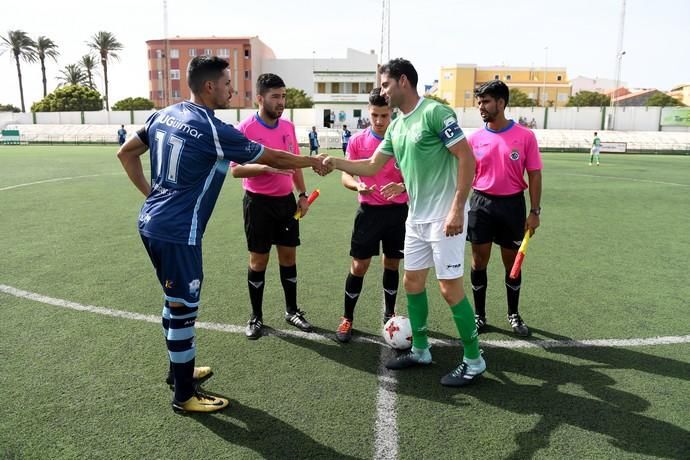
590, 132, 601, 166
323, 58, 485, 387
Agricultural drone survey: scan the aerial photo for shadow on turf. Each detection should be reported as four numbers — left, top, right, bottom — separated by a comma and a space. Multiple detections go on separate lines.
278, 329, 690, 459
191, 398, 363, 459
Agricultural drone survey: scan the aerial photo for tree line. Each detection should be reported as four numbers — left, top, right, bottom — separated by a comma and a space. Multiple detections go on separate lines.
1, 30, 153, 112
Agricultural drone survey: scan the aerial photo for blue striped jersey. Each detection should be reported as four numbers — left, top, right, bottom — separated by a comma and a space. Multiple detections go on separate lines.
137, 101, 264, 245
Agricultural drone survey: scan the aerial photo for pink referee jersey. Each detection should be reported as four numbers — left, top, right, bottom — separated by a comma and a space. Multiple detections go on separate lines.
347, 128, 408, 206
468, 121, 542, 195
234, 114, 299, 196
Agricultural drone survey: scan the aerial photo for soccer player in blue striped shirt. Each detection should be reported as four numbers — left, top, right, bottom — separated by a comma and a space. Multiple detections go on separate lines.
117, 56, 329, 413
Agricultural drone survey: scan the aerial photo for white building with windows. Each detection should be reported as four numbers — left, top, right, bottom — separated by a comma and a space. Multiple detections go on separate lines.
261, 48, 378, 128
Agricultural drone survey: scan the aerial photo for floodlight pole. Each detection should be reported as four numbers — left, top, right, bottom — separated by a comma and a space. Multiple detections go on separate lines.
542, 46, 548, 107
610, 0, 626, 130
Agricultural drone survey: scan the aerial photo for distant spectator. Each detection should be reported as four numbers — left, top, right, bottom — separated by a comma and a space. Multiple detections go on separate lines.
117, 125, 127, 145
308, 126, 320, 156
529, 118, 537, 129
341, 124, 352, 155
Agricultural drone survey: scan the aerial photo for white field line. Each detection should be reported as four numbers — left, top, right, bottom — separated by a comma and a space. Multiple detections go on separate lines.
556, 172, 690, 187
0, 173, 120, 192
373, 347, 399, 460
2, 284, 690, 351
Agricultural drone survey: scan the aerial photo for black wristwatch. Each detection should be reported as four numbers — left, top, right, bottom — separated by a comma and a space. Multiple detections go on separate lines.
298, 192, 308, 199
530, 207, 541, 216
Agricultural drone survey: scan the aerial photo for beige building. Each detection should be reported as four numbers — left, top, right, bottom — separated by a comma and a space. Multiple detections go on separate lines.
438, 64, 571, 108
668, 83, 690, 106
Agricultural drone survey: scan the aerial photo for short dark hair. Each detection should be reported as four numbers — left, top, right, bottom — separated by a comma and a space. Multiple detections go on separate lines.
256, 73, 286, 96
474, 80, 510, 106
187, 56, 230, 94
594, 131, 598, 135
368, 87, 387, 106
379, 58, 418, 87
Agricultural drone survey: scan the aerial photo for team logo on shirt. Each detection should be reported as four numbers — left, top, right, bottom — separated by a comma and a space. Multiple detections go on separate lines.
188, 279, 200, 298
510, 150, 520, 160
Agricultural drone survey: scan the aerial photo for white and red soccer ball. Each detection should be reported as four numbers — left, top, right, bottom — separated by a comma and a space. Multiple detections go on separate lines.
383, 315, 412, 350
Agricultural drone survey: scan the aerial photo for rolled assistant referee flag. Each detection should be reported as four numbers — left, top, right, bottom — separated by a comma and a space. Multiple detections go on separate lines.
509, 230, 531, 280
294, 189, 320, 220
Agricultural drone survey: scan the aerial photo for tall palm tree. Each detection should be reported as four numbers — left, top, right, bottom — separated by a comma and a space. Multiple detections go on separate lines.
87, 31, 122, 111
80, 54, 98, 90
35, 36, 60, 97
0, 30, 37, 112
57, 64, 87, 87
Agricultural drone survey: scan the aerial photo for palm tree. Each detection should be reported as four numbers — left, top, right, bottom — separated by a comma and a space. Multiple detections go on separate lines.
57, 64, 88, 87
0, 30, 37, 112
35, 36, 60, 97
80, 54, 98, 90
87, 31, 123, 111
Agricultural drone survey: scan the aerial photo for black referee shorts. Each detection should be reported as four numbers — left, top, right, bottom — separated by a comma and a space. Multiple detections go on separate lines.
350, 203, 408, 260
243, 191, 300, 254
467, 190, 526, 250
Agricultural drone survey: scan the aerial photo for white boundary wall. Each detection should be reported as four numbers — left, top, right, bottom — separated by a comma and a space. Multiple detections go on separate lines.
2, 106, 688, 134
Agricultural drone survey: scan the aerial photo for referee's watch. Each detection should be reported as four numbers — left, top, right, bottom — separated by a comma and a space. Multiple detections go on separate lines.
530, 207, 541, 216
298, 192, 308, 199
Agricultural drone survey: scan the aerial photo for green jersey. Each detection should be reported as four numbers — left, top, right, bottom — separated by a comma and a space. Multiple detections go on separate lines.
593, 136, 601, 147
379, 98, 466, 223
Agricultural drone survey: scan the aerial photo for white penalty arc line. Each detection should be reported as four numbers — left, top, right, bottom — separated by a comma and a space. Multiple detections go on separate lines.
2, 284, 690, 350
0, 173, 121, 192
556, 172, 690, 188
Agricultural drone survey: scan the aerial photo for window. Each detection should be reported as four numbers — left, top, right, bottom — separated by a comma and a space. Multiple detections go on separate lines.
244, 70, 250, 80
244, 49, 250, 59
204, 48, 212, 56
557, 75, 563, 81
352, 82, 360, 94
353, 109, 362, 118
558, 93, 568, 101
444, 72, 454, 80
317, 82, 326, 93
331, 82, 340, 93
245, 91, 251, 99
171, 89, 180, 98
170, 48, 179, 59
189, 48, 197, 57
365, 82, 374, 92
157, 70, 163, 80
155, 49, 163, 59
170, 70, 180, 80
218, 48, 229, 57
505, 74, 512, 81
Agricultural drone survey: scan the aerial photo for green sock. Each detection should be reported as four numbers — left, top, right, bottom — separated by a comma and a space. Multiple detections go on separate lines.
407, 290, 429, 350
450, 296, 480, 360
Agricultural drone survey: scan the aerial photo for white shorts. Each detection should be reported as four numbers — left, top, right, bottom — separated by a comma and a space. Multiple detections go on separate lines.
403, 216, 468, 280
591, 146, 601, 155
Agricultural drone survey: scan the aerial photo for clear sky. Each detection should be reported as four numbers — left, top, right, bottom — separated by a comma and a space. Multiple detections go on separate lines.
1, 0, 688, 110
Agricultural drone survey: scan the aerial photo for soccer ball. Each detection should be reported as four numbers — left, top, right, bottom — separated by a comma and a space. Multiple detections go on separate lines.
383, 316, 412, 350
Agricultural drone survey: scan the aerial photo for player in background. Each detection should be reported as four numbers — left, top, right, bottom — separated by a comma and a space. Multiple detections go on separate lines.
324, 58, 485, 387
590, 131, 601, 165
117, 124, 127, 145
232, 73, 314, 340
341, 124, 352, 155
308, 126, 320, 156
117, 57, 328, 413
335, 88, 407, 343
467, 80, 542, 337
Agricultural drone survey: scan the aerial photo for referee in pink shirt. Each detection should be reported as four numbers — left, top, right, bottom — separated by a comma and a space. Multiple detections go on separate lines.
467, 80, 542, 337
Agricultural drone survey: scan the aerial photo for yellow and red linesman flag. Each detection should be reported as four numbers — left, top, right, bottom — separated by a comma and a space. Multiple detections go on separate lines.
509, 230, 531, 280
294, 189, 320, 220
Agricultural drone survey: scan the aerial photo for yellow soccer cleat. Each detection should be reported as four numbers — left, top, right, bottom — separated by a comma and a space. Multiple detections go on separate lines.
171, 391, 229, 414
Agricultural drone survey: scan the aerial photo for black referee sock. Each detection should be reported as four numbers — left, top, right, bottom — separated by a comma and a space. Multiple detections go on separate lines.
471, 268, 488, 317
248, 268, 266, 319
382, 268, 399, 317
344, 273, 364, 321
505, 271, 521, 316
280, 264, 298, 314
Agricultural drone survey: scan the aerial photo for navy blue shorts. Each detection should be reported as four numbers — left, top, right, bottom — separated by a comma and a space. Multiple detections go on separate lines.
140, 235, 203, 307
